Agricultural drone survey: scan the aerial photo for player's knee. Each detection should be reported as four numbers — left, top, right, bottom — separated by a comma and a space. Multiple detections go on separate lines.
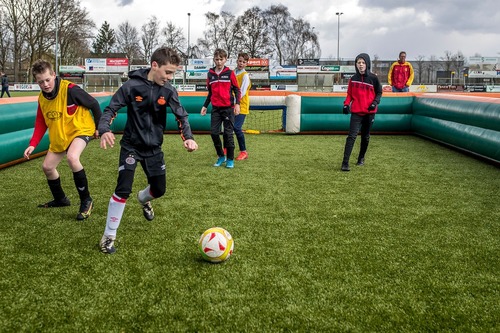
149, 177, 166, 198
41, 163, 55, 175
150, 184, 166, 198
66, 153, 81, 168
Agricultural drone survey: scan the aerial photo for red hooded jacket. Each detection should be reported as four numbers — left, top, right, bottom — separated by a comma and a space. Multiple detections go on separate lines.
344, 53, 383, 115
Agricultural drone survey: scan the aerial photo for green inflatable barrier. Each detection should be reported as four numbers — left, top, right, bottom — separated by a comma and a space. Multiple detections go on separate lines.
0, 102, 38, 135
412, 96, 500, 132
1, 93, 499, 168
104, 94, 210, 133
0, 129, 49, 165
411, 95, 500, 162
299, 95, 414, 132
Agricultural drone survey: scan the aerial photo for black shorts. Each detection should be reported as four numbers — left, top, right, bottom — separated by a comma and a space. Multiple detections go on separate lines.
118, 147, 166, 178
76, 135, 93, 145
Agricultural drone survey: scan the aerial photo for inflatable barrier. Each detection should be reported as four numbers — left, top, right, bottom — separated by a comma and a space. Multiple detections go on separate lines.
411, 94, 500, 163
1, 92, 499, 168
298, 95, 413, 133
0, 95, 110, 167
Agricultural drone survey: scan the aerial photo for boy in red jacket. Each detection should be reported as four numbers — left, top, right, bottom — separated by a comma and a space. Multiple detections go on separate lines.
200, 49, 241, 169
341, 53, 382, 171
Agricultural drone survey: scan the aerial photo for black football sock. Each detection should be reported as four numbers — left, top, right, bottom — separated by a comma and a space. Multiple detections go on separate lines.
48, 177, 67, 202
73, 169, 90, 202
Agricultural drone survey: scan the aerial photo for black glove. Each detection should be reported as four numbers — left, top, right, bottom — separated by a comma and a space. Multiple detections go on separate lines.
368, 103, 376, 111
343, 105, 350, 114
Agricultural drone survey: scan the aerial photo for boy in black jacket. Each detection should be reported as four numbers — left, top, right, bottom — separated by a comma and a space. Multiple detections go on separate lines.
98, 47, 198, 254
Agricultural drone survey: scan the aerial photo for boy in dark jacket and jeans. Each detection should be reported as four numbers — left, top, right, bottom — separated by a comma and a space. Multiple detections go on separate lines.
200, 49, 241, 169
341, 53, 382, 171
1, 72, 11, 97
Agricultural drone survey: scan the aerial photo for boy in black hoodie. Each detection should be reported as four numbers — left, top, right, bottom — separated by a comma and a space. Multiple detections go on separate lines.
98, 47, 198, 254
341, 53, 382, 171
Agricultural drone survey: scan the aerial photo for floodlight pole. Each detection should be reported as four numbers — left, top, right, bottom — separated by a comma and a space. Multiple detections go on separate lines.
55, 0, 59, 76
336, 12, 343, 65
188, 13, 191, 61
336, 12, 343, 84
183, 13, 191, 88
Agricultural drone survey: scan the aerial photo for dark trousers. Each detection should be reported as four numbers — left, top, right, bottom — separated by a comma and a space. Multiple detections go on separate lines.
114, 148, 166, 199
1, 86, 10, 98
342, 113, 375, 164
210, 107, 235, 160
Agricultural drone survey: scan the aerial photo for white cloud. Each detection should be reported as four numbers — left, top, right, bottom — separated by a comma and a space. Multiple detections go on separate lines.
81, 0, 500, 61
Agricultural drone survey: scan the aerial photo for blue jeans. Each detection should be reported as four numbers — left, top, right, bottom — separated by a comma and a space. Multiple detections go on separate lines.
342, 113, 375, 164
392, 86, 409, 92
234, 114, 247, 152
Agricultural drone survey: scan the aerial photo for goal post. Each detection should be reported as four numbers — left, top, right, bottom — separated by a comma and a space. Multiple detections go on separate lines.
246, 95, 301, 133
84, 73, 122, 92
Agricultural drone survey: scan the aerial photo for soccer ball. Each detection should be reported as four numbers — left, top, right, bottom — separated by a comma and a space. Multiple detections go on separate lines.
198, 227, 234, 263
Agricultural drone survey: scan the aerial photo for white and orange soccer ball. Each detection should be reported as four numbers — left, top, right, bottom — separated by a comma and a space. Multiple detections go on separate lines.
198, 227, 234, 263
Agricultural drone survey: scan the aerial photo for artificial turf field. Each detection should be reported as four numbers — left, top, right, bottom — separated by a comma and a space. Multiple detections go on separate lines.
0, 133, 499, 332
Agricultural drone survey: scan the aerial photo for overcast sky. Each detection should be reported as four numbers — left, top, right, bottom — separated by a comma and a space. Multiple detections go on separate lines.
80, 0, 500, 61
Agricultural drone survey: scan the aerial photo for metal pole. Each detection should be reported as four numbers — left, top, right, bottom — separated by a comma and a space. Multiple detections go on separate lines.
336, 12, 343, 65
183, 13, 191, 89
188, 13, 191, 60
55, 0, 58, 75
336, 12, 343, 84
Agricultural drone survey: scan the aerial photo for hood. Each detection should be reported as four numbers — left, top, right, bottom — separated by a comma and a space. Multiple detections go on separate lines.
355, 53, 371, 75
128, 68, 150, 81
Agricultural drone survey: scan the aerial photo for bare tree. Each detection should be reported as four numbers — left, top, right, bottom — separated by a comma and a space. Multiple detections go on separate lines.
0, 9, 13, 70
1, 0, 95, 81
451, 51, 465, 74
116, 21, 142, 64
198, 12, 221, 57
234, 6, 271, 58
427, 55, 440, 84
0, 0, 29, 81
284, 18, 320, 65
198, 11, 239, 58
188, 44, 203, 59
263, 4, 291, 65
141, 16, 161, 63
440, 50, 465, 84
414, 55, 426, 84
217, 11, 239, 58
22, 0, 54, 73
161, 21, 186, 59
56, 0, 95, 66
441, 50, 454, 72
197, 5, 320, 64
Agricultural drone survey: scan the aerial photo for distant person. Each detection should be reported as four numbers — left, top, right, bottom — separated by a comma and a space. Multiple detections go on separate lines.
23, 59, 102, 220
200, 48, 241, 168
234, 52, 252, 161
98, 47, 198, 254
1, 72, 11, 97
388, 51, 414, 92
341, 53, 382, 171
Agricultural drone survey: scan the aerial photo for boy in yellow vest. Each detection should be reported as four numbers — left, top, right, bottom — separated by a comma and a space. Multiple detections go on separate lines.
234, 52, 252, 160
24, 60, 102, 220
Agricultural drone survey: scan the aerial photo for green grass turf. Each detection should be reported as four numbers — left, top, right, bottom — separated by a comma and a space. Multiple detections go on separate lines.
3, 91, 40, 97
0, 134, 499, 332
